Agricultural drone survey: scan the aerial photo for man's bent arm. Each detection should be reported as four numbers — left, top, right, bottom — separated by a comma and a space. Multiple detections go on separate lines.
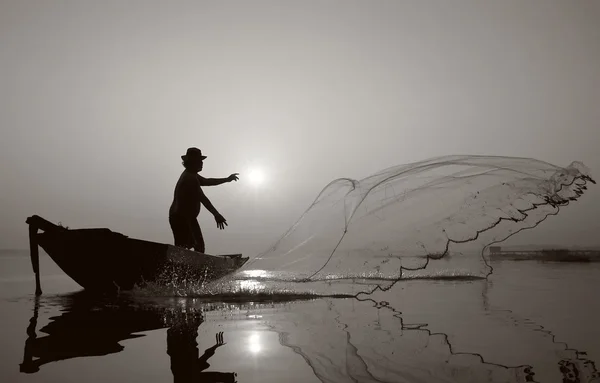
199, 189, 221, 216
198, 175, 229, 186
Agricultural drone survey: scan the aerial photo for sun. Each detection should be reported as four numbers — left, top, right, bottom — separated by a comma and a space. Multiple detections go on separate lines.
247, 168, 265, 186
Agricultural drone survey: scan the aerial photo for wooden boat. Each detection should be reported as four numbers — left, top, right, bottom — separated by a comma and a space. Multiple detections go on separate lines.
26, 215, 248, 294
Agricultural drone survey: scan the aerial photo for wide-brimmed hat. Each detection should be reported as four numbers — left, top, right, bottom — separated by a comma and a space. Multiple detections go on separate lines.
181, 147, 207, 162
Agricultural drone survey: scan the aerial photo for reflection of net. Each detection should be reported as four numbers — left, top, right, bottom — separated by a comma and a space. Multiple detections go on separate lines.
243, 155, 594, 290
268, 298, 535, 383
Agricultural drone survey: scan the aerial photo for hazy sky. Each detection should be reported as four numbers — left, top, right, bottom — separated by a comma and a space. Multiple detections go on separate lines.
1, 0, 599, 256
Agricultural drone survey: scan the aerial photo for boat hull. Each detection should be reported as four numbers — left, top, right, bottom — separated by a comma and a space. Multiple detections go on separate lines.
28, 216, 247, 293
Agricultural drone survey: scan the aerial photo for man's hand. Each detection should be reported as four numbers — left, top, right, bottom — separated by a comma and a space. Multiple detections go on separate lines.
215, 213, 228, 230
227, 173, 239, 182
215, 331, 226, 347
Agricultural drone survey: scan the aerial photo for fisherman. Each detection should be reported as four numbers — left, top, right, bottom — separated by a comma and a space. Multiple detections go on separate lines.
169, 147, 239, 253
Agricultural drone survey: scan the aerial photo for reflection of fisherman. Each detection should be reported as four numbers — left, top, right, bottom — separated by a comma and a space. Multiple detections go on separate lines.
169, 147, 239, 253
167, 314, 237, 383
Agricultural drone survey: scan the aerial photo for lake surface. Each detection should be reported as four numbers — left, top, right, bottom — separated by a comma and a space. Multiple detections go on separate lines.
1, 251, 599, 383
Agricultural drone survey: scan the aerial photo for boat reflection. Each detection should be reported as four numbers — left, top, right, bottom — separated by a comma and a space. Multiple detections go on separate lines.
20, 293, 237, 382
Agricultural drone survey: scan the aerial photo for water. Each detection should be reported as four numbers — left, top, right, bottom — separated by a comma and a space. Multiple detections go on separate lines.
1, 251, 599, 383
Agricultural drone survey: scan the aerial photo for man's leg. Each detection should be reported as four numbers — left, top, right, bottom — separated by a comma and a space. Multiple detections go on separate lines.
189, 218, 205, 253
169, 216, 193, 248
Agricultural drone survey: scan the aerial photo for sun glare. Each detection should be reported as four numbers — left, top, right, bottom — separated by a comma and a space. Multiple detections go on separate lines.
247, 168, 265, 186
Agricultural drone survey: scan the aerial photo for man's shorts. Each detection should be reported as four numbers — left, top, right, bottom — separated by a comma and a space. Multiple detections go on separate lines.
168, 216, 205, 253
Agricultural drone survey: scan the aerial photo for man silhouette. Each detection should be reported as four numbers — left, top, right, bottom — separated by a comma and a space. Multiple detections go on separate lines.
169, 147, 239, 253
167, 327, 237, 383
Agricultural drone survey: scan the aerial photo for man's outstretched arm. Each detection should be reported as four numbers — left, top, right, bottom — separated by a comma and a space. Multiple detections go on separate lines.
198, 173, 239, 186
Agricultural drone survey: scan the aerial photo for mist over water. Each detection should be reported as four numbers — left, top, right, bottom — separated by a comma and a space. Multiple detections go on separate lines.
140, 155, 594, 298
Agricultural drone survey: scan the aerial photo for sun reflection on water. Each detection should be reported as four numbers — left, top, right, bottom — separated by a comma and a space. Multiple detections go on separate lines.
238, 269, 270, 279
248, 332, 262, 354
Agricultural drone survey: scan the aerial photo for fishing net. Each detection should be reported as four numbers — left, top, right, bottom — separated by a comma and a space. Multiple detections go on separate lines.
235, 155, 594, 294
